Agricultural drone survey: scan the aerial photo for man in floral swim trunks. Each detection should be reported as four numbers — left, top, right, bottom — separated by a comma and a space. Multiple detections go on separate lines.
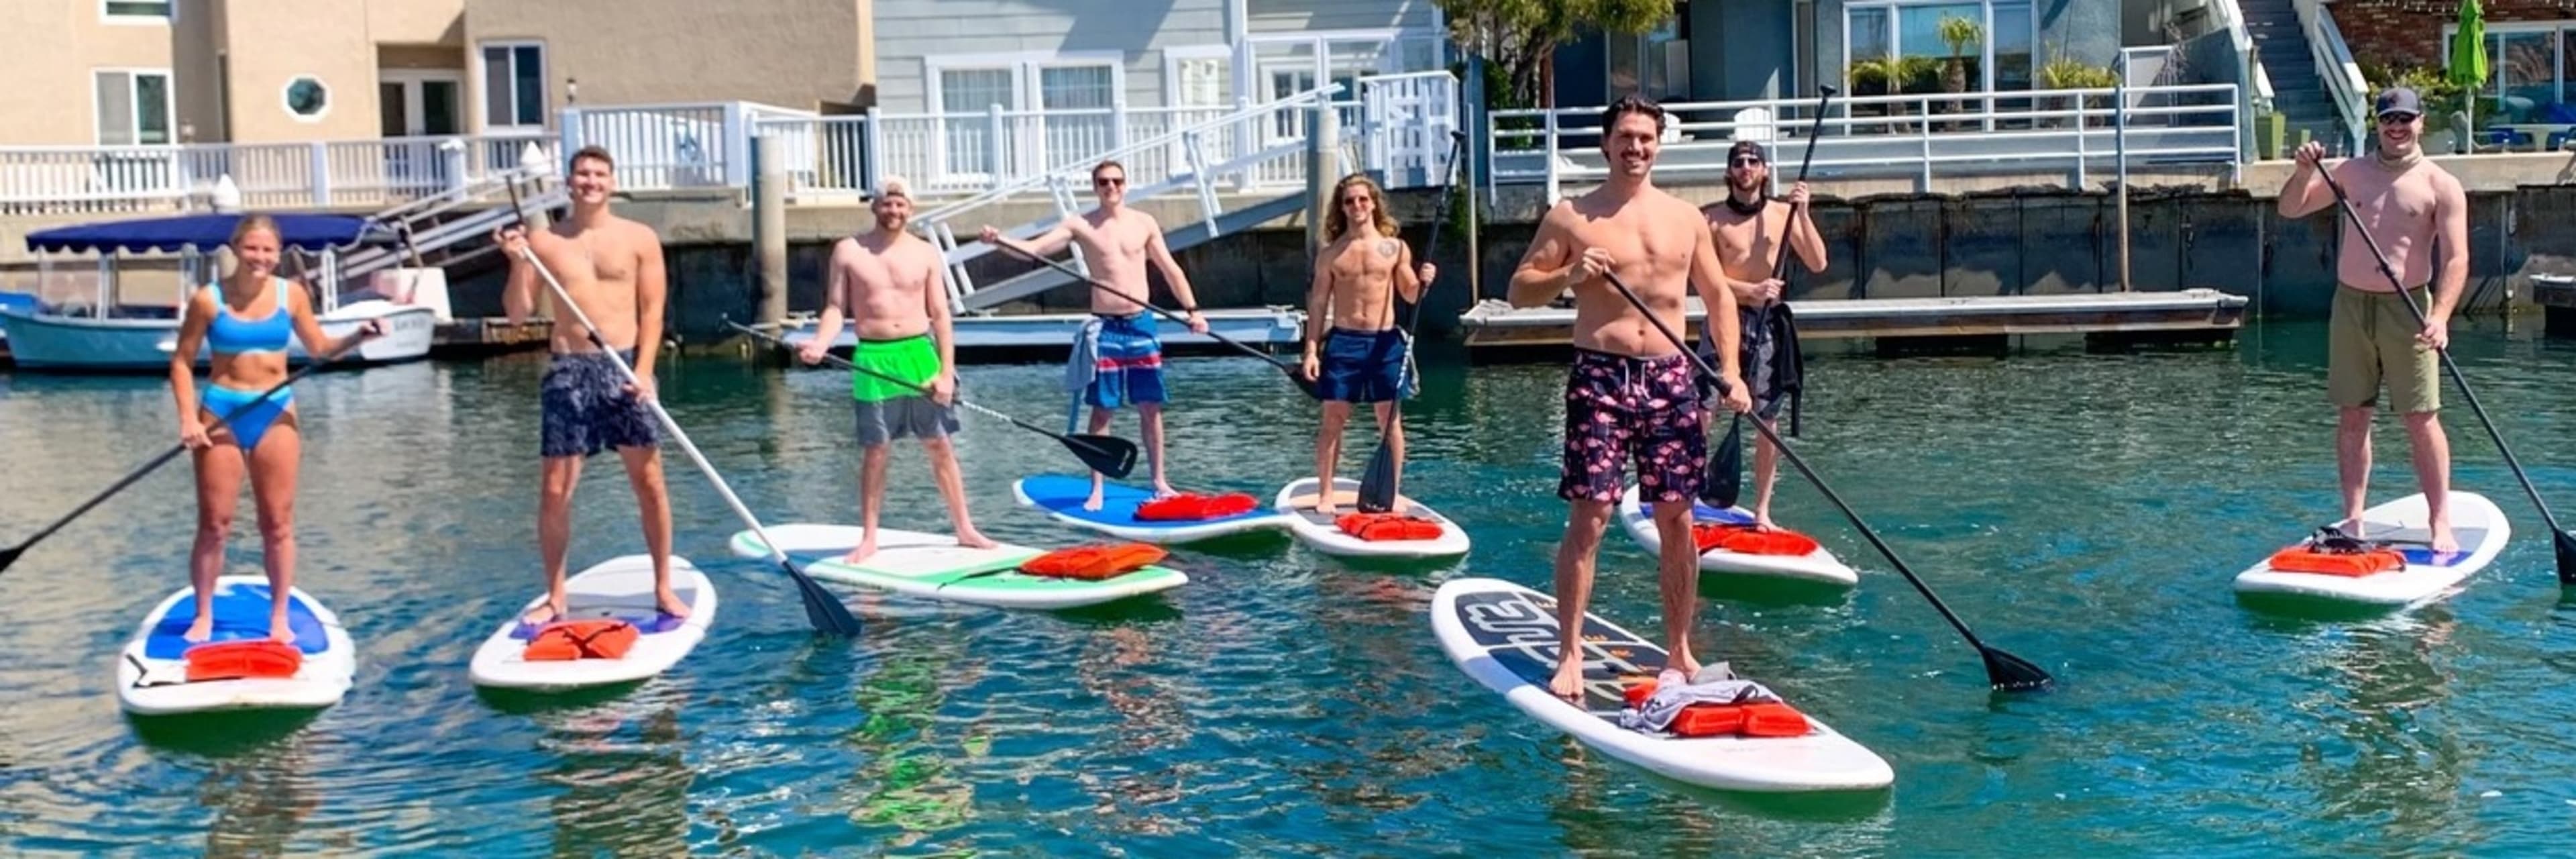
1508, 95, 1754, 703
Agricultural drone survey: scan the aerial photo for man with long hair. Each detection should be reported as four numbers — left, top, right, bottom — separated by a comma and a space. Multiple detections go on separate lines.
1299, 172, 1436, 513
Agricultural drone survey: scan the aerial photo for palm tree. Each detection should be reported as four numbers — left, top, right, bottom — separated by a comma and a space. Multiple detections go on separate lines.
1939, 14, 1983, 128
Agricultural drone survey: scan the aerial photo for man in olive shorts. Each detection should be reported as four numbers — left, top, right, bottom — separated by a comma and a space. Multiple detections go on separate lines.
2277, 87, 2467, 552
799, 177, 995, 562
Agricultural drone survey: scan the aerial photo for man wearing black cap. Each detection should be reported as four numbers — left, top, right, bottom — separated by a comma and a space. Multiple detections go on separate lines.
1702, 140, 1825, 528
2276, 85, 2469, 553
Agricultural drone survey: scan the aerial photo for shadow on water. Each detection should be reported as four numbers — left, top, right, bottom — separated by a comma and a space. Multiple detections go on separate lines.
1699, 574, 1856, 609
127, 709, 323, 756
527, 685, 694, 857
1166, 529, 1295, 560
1049, 594, 1187, 627
2234, 591, 2424, 625
474, 680, 656, 717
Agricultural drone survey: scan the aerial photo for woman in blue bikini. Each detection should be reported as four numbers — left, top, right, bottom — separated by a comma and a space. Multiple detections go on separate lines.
165, 213, 380, 643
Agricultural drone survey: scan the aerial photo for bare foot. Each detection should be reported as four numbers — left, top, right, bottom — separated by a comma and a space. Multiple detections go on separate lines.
955, 527, 999, 550
1753, 509, 1778, 531
268, 609, 297, 645
1548, 654, 1587, 703
1083, 489, 1106, 512
1315, 498, 1339, 515
2430, 519, 2459, 554
520, 600, 566, 629
184, 616, 214, 644
1152, 482, 1179, 499
841, 536, 879, 565
655, 587, 693, 619
1664, 648, 1702, 680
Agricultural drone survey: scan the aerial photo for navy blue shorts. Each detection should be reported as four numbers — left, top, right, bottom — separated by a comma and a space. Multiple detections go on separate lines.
1315, 327, 1413, 403
541, 350, 658, 458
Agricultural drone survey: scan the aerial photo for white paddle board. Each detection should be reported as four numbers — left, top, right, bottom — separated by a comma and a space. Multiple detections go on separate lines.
728, 524, 1188, 610
1271, 476, 1470, 560
2233, 491, 2509, 607
1617, 484, 1858, 586
1431, 577, 1892, 793
1012, 474, 1293, 544
116, 576, 356, 716
468, 555, 716, 691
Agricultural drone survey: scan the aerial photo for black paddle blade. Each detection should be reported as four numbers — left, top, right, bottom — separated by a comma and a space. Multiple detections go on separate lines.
1065, 434, 1139, 479
0, 546, 21, 574
783, 558, 864, 636
1283, 363, 1324, 399
2557, 529, 2576, 586
1356, 440, 1399, 514
1982, 646, 2055, 692
1703, 416, 1745, 510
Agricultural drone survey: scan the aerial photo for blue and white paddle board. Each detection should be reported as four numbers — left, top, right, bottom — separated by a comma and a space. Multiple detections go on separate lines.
1616, 485, 1858, 586
468, 555, 716, 691
115, 576, 356, 716
1011, 474, 1293, 544
2233, 491, 2508, 607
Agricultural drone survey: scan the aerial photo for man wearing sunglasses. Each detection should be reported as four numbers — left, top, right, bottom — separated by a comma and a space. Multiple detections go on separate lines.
2276, 86, 2469, 554
981, 160, 1211, 510
1701, 140, 1825, 529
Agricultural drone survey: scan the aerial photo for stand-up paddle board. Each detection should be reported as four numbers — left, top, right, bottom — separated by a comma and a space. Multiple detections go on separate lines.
1616, 485, 1857, 587
116, 576, 356, 716
1012, 474, 1292, 544
1431, 577, 1892, 793
468, 555, 716, 691
728, 524, 1187, 609
1271, 476, 1470, 560
2233, 491, 2509, 607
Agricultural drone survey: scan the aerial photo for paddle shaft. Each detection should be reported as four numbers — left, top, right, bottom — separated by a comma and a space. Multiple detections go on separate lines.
1600, 270, 2005, 655
993, 242, 1297, 372
728, 320, 1103, 446
2315, 167, 2571, 539
0, 337, 362, 567
1354, 136, 1470, 512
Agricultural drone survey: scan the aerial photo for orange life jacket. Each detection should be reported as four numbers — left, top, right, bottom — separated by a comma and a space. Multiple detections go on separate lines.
1335, 512, 1444, 542
523, 619, 641, 661
1692, 523, 1821, 556
2267, 545, 2405, 576
183, 639, 304, 683
1134, 492, 1258, 521
1019, 542, 1169, 580
1619, 676, 1813, 738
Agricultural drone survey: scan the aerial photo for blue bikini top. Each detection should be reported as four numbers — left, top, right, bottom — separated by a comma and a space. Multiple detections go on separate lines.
205, 277, 291, 356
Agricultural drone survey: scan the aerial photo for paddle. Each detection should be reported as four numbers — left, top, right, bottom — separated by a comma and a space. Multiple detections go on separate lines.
2314, 166, 2576, 583
502, 181, 864, 638
1354, 130, 1469, 514
1707, 85, 1836, 511
986, 242, 1323, 399
1599, 269, 2052, 691
725, 319, 1140, 477
0, 335, 370, 575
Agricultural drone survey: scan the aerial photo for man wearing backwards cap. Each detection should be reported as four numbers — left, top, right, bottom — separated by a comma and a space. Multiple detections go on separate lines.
2276, 86, 2468, 553
1700, 140, 1825, 529
798, 176, 997, 562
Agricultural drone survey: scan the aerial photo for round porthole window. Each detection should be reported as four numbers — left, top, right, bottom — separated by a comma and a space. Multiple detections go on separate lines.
284, 77, 329, 120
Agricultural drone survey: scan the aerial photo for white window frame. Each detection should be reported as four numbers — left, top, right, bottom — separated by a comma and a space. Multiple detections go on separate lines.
2443, 21, 2567, 103
476, 40, 548, 132
380, 69, 467, 138
922, 51, 1127, 183
282, 74, 331, 123
101, 0, 172, 25
92, 67, 174, 146
1841, 0, 2037, 96
1165, 44, 1236, 109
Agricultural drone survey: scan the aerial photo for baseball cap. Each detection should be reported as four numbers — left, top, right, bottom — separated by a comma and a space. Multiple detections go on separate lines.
1728, 140, 1768, 164
2374, 87, 2422, 119
865, 175, 912, 201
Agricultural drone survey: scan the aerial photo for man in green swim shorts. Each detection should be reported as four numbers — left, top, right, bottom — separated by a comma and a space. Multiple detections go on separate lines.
799, 176, 997, 562
2277, 87, 2467, 552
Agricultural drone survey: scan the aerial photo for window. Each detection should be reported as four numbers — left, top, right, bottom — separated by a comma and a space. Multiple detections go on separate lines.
479, 42, 546, 129
103, 0, 170, 22
1843, 0, 2035, 95
95, 70, 172, 145
924, 53, 1124, 179
2440, 22, 2576, 124
284, 76, 329, 121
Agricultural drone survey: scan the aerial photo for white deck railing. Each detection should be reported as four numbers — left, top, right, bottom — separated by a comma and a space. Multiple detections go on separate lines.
1487, 83, 2243, 204
2293, 0, 2371, 155
560, 100, 814, 191
0, 133, 552, 215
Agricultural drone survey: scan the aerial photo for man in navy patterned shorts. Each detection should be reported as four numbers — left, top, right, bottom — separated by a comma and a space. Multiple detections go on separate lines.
1508, 95, 1753, 703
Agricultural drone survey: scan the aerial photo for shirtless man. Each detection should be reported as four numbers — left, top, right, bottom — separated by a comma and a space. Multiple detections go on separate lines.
495, 144, 688, 623
2276, 86, 2466, 552
1702, 140, 1825, 528
1508, 95, 1754, 701
1301, 172, 1436, 513
798, 176, 997, 562
977, 160, 1210, 510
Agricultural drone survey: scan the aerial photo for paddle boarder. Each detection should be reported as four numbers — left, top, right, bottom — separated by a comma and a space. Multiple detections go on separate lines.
495, 144, 692, 624
977, 160, 1211, 511
798, 176, 998, 562
1507, 95, 1754, 701
2277, 87, 2467, 553
168, 213, 383, 643
1702, 140, 1824, 529
1300, 172, 1436, 513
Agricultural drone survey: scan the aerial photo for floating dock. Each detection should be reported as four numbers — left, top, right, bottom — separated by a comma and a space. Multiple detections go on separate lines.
2534, 274, 2576, 338
1458, 289, 2251, 356
431, 317, 553, 358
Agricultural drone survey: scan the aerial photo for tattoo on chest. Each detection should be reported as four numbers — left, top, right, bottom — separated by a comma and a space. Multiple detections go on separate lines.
1376, 239, 1398, 258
